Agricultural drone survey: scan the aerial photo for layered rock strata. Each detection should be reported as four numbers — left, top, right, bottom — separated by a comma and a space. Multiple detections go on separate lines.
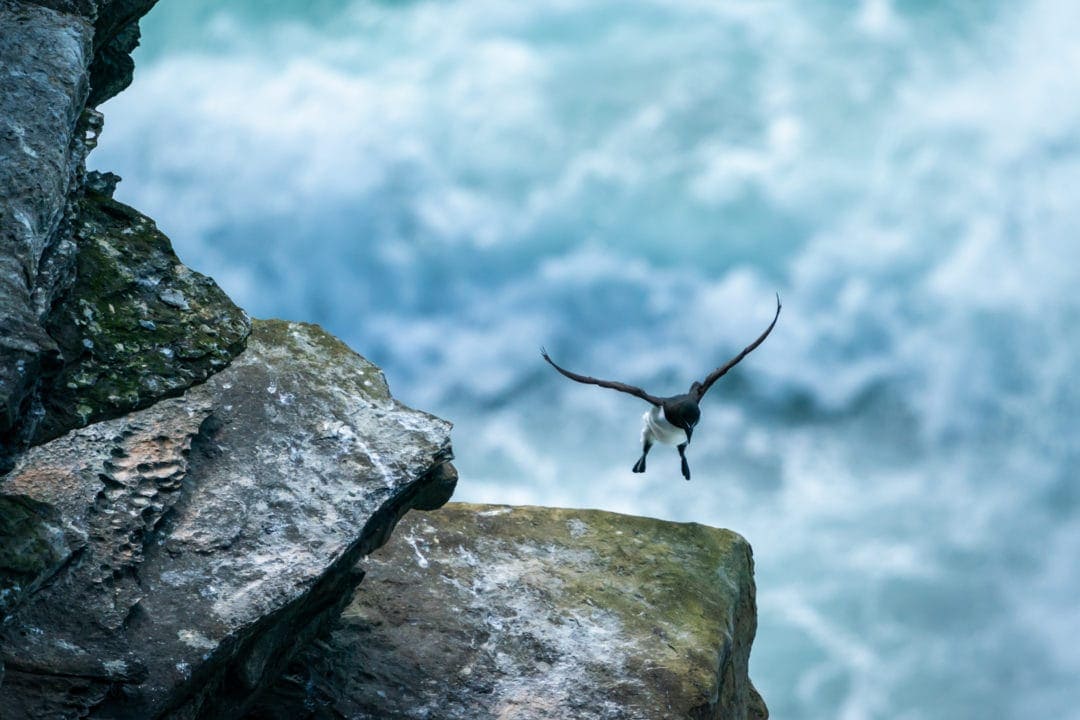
0, 321, 455, 719
254, 503, 769, 720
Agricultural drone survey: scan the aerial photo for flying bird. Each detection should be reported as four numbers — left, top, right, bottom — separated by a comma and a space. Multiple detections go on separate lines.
541, 295, 781, 480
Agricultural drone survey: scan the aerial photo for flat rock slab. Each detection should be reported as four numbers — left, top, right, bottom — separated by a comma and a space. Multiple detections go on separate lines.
256, 503, 768, 720
0, 320, 453, 719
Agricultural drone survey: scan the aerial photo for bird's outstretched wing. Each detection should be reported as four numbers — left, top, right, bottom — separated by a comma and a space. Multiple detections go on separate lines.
541, 349, 663, 406
691, 293, 782, 401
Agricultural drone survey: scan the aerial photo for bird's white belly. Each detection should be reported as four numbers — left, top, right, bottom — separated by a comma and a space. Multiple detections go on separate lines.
641, 406, 687, 446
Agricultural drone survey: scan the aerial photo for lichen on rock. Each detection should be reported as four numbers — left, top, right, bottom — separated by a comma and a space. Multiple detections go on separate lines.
255, 503, 768, 720
38, 191, 251, 444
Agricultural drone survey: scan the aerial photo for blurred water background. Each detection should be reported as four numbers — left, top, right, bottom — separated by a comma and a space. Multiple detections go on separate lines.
90, 1, 1080, 717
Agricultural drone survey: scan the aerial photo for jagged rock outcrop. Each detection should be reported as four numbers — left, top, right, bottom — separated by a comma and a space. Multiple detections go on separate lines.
0, 321, 455, 719
254, 503, 768, 720
87, 0, 162, 107
39, 191, 250, 444
0, 0, 159, 464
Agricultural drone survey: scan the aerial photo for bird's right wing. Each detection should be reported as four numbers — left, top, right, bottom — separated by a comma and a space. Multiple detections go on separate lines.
691, 293, 781, 401
541, 349, 663, 406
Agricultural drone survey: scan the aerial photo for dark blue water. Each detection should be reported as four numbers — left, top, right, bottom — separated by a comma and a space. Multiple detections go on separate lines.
92, 1, 1080, 717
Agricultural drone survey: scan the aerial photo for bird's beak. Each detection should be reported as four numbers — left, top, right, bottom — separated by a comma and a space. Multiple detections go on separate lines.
685, 425, 694, 443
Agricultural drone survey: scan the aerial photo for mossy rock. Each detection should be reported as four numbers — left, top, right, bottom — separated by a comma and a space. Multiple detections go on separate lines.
0, 496, 71, 618
38, 192, 250, 443
254, 503, 768, 720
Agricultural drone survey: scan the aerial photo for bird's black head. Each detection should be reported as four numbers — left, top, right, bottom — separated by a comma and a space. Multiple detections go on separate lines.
663, 396, 701, 442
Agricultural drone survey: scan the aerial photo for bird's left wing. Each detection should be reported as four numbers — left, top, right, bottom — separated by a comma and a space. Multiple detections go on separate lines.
541, 349, 663, 406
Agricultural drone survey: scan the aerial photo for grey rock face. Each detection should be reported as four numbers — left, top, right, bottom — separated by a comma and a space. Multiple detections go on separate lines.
254, 503, 768, 720
0, 320, 455, 719
0, 0, 159, 462
0, 0, 94, 439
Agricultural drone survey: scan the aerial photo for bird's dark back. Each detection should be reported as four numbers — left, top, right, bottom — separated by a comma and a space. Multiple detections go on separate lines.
662, 395, 701, 427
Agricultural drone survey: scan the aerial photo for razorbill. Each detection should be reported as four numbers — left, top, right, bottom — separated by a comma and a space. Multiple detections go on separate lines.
541, 294, 781, 480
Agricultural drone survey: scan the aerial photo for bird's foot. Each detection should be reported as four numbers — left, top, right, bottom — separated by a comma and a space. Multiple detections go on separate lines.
632, 456, 646, 473
681, 458, 691, 481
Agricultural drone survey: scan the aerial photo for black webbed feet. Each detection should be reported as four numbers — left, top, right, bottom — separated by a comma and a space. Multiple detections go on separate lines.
633, 439, 653, 474
677, 442, 691, 481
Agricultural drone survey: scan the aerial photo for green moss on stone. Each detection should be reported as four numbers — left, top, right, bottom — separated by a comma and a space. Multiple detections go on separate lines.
0, 496, 68, 617
445, 504, 754, 707
38, 192, 251, 443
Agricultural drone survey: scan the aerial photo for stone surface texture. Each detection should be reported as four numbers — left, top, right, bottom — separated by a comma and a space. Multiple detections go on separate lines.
0, 320, 455, 719
254, 503, 769, 720
39, 191, 251, 444
0, 0, 159, 462
0, 0, 93, 442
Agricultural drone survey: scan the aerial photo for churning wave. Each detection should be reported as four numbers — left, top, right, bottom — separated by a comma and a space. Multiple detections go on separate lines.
92, 0, 1080, 717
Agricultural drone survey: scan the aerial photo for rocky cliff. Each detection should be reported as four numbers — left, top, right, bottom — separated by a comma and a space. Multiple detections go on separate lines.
0, 0, 162, 467
0, 2, 766, 718
0, 320, 454, 718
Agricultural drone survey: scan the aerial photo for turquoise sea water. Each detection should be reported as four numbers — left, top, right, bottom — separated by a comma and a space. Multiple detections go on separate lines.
92, 1, 1080, 717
